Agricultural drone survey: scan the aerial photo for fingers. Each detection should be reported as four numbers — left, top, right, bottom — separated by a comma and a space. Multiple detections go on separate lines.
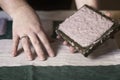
104, 11, 112, 17
69, 46, 76, 53
12, 34, 20, 57
63, 41, 69, 45
21, 36, 33, 60
63, 41, 76, 53
13, 31, 54, 61
57, 35, 61, 39
57, 35, 76, 53
28, 33, 46, 61
37, 31, 55, 57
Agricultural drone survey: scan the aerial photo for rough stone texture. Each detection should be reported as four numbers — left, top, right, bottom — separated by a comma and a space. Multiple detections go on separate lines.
59, 5, 114, 47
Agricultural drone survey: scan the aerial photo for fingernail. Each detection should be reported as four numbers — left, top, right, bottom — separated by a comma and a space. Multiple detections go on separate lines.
39, 56, 46, 61
28, 58, 33, 61
39, 58, 46, 61
49, 50, 55, 57
12, 54, 16, 57
12, 52, 17, 57
57, 36, 60, 39
50, 54, 55, 57
69, 46, 75, 53
63, 41, 68, 45
27, 56, 33, 61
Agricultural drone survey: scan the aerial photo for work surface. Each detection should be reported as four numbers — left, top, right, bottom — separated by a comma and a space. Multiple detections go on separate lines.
0, 11, 120, 80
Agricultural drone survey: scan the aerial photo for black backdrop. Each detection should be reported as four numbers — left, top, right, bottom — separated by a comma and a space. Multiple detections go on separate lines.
27, 0, 72, 10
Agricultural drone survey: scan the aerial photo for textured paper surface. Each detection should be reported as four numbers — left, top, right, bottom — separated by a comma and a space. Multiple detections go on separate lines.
0, 39, 120, 67
0, 11, 120, 67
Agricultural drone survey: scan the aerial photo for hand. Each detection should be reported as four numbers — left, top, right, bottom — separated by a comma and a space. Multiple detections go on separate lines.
57, 35, 76, 53
12, 5, 55, 61
57, 11, 111, 53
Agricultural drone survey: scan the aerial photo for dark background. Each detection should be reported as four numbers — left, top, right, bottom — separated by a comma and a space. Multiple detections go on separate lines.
0, 0, 73, 10
97, 0, 120, 10
27, 0, 73, 10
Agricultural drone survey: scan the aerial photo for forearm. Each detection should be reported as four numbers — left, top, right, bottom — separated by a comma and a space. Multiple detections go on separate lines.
75, 0, 97, 9
0, 0, 30, 18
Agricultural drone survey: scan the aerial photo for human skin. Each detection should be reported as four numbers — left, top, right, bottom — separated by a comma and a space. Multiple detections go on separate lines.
0, 0, 55, 61
75, 0, 97, 9
0, 0, 111, 60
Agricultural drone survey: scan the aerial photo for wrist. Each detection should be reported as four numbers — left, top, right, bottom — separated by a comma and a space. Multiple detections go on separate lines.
0, 0, 28, 18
